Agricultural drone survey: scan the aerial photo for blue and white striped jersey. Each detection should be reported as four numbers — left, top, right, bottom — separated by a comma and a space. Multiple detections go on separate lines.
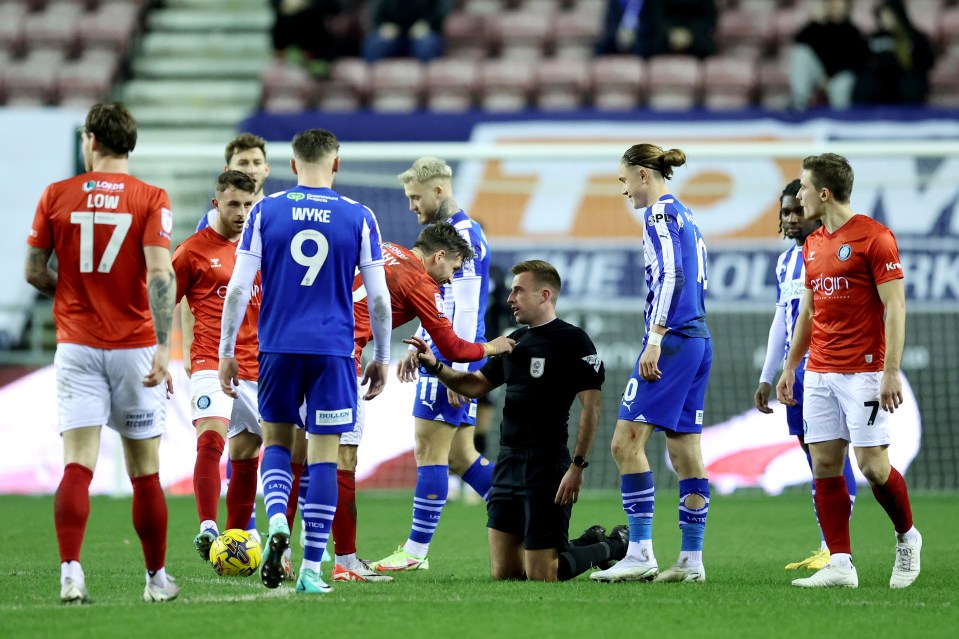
195, 209, 216, 233
775, 244, 807, 361
642, 195, 709, 338
423, 209, 490, 371
237, 186, 384, 356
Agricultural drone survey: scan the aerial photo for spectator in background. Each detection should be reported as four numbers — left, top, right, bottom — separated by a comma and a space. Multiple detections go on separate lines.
271, 0, 344, 76
596, 0, 717, 59
790, 0, 867, 110
854, 0, 935, 106
362, 0, 450, 63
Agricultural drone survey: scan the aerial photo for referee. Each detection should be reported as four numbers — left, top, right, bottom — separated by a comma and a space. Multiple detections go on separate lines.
405, 260, 626, 581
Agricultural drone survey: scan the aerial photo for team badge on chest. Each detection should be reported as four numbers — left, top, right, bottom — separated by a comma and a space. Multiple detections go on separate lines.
530, 357, 545, 378
837, 244, 852, 261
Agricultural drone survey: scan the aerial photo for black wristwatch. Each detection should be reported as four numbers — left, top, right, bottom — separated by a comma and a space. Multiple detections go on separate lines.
572, 456, 589, 469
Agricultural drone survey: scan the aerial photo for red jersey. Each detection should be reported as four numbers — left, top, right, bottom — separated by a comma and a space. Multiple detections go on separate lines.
27, 172, 172, 349
352, 243, 485, 373
173, 226, 261, 380
803, 214, 904, 373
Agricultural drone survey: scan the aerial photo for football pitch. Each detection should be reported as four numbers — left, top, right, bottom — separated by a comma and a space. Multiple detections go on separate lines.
1, 491, 955, 638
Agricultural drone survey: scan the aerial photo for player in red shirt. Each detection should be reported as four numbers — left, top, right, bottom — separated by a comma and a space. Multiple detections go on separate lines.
777, 153, 920, 589
284, 223, 515, 582
173, 171, 262, 567
24, 103, 179, 604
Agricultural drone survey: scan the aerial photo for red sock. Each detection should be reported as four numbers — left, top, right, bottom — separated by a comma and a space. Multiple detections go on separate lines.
131, 473, 167, 571
870, 467, 914, 534
332, 470, 357, 556
814, 476, 852, 555
226, 457, 259, 530
286, 462, 306, 529
55, 463, 94, 563
194, 430, 224, 523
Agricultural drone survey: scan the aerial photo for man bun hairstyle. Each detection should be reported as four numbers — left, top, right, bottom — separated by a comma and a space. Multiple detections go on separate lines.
85, 102, 137, 156
511, 259, 562, 297
621, 143, 686, 180
413, 223, 474, 261
215, 170, 257, 195
802, 153, 854, 203
292, 128, 339, 163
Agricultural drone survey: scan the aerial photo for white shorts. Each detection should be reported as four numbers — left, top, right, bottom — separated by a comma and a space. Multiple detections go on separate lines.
803, 371, 891, 447
55, 343, 166, 440
190, 370, 261, 439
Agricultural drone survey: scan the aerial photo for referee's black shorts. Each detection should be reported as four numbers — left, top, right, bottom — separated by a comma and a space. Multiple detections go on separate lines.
487, 446, 572, 550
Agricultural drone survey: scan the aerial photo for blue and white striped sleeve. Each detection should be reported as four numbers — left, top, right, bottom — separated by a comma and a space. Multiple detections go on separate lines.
236, 202, 263, 258
645, 205, 685, 327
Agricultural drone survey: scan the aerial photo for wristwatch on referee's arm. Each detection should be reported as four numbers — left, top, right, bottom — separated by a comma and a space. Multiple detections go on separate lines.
572, 456, 589, 469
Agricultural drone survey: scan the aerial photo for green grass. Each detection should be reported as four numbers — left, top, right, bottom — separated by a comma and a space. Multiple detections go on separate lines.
1, 491, 956, 638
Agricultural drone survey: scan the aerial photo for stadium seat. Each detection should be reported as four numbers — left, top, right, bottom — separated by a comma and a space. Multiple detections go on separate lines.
553, 9, 604, 59
716, 8, 772, 59
3, 47, 63, 103
488, 10, 554, 59
370, 59, 425, 112
463, 0, 501, 15
263, 93, 310, 114
443, 11, 489, 60
536, 56, 589, 110
703, 56, 757, 110
315, 80, 363, 111
647, 56, 702, 110
758, 59, 791, 110
0, 3, 27, 55
426, 58, 479, 112
772, 5, 810, 43
591, 55, 645, 110
479, 58, 535, 111
22, 1, 83, 52
329, 57, 371, 99
940, 7, 959, 55
76, 2, 140, 54
928, 54, 959, 108
56, 49, 119, 106
260, 59, 314, 104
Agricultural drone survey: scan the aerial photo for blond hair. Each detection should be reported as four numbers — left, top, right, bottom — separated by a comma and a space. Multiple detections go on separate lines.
397, 157, 453, 184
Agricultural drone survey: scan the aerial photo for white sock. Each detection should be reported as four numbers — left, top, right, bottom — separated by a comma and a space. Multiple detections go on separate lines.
302, 559, 322, 572
147, 567, 168, 586
61, 561, 84, 584
200, 519, 218, 535
269, 513, 287, 530
403, 540, 429, 558
899, 526, 921, 544
679, 551, 703, 566
627, 540, 653, 559
830, 553, 853, 568
336, 552, 358, 568
820, 540, 829, 552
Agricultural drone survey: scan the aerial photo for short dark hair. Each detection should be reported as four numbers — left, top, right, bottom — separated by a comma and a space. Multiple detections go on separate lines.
621, 143, 686, 180
215, 170, 256, 195
85, 102, 137, 156
802, 153, 854, 203
413, 223, 474, 261
225, 133, 267, 165
292, 129, 339, 163
511, 259, 561, 296
778, 178, 802, 237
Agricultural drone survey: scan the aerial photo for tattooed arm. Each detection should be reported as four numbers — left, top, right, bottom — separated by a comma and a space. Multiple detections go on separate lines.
23, 247, 57, 297
143, 245, 176, 390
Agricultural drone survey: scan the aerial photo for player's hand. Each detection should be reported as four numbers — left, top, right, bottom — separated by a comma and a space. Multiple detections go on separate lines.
144, 345, 174, 395
776, 369, 796, 406
397, 346, 421, 383
555, 466, 584, 505
447, 388, 468, 409
880, 371, 903, 413
639, 344, 662, 381
754, 382, 774, 414
362, 361, 389, 400
218, 357, 240, 399
486, 335, 516, 356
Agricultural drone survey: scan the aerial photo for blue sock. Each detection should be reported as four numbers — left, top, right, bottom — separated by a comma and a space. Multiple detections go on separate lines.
622, 472, 655, 543
260, 445, 292, 522
842, 453, 858, 508
460, 456, 494, 502
298, 469, 310, 517
302, 462, 337, 565
678, 477, 709, 555
409, 465, 448, 546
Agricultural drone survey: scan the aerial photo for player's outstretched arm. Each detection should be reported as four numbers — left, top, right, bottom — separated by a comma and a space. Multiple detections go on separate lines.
404, 335, 494, 398
218, 252, 258, 397
877, 278, 906, 413
777, 288, 813, 406
23, 246, 57, 297
144, 245, 176, 392
361, 360, 389, 401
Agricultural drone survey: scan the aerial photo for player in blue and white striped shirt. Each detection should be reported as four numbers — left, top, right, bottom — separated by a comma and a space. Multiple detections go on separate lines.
218, 129, 392, 594
754, 179, 857, 571
373, 157, 495, 572
592, 143, 712, 585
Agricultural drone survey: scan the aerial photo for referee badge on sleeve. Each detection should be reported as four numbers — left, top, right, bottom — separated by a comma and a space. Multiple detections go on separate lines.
530, 357, 545, 378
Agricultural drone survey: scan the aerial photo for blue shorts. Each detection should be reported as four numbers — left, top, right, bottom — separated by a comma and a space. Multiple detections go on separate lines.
786, 361, 806, 437
411, 371, 477, 426
258, 352, 357, 435
617, 334, 712, 433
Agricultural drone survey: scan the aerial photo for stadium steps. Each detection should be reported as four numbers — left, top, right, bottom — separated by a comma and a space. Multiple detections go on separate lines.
121, 0, 273, 224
